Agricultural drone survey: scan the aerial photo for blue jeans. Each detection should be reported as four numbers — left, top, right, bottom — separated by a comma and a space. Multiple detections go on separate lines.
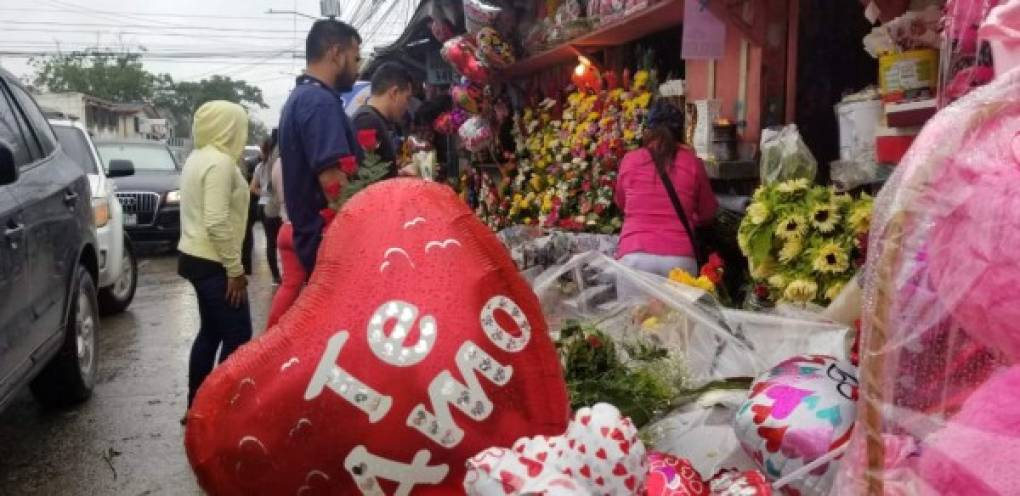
187, 273, 252, 407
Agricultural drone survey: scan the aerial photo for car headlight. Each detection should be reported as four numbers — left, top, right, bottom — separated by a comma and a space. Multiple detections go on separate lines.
165, 190, 181, 204
92, 198, 110, 228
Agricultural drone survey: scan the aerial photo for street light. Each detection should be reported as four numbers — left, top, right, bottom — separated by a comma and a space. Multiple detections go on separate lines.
265, 8, 319, 19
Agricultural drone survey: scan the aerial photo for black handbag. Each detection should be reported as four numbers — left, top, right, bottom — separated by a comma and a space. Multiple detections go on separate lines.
655, 165, 707, 269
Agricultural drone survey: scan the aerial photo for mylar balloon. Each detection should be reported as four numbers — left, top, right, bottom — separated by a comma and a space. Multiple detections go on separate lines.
459, 116, 494, 153
452, 82, 483, 115
734, 355, 858, 496
185, 179, 570, 495
476, 27, 516, 70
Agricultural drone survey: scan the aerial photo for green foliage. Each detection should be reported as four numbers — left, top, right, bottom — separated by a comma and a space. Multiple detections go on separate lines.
30, 50, 269, 139
339, 149, 392, 204
556, 320, 686, 428
31, 49, 158, 102
154, 75, 268, 138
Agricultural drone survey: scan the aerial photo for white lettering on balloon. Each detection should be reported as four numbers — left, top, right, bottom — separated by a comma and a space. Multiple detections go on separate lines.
479, 295, 532, 352
304, 331, 393, 423
366, 301, 437, 367
406, 342, 513, 447
344, 446, 449, 496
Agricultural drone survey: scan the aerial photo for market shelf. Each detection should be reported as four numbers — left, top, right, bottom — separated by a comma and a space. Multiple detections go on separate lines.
502, 0, 685, 79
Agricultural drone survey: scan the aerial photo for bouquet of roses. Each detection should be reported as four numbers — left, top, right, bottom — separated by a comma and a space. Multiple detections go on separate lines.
737, 179, 873, 306
319, 129, 393, 226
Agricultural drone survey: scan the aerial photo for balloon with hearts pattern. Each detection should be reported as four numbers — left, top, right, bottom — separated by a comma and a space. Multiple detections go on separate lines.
733, 355, 859, 496
184, 179, 569, 495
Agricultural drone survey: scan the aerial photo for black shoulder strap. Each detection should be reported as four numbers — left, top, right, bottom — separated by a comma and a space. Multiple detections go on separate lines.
655, 164, 705, 268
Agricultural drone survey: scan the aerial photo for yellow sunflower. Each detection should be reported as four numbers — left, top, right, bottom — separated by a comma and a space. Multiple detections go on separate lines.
849, 203, 872, 234
810, 203, 841, 233
668, 268, 716, 292
775, 214, 808, 240
779, 237, 803, 263
813, 242, 850, 274
768, 274, 789, 291
747, 202, 771, 225
783, 280, 818, 303
776, 178, 811, 193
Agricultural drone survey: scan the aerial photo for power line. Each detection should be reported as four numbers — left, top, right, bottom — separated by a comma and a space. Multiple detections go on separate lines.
0, 20, 319, 34
0, 6, 317, 22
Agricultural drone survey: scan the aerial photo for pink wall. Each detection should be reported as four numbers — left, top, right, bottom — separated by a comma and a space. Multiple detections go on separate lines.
685, 28, 764, 144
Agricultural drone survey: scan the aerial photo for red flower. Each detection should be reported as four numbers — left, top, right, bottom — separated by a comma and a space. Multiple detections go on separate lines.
338, 155, 358, 176
700, 253, 726, 285
324, 180, 342, 200
586, 335, 603, 349
357, 129, 379, 151
319, 208, 337, 225
754, 283, 769, 299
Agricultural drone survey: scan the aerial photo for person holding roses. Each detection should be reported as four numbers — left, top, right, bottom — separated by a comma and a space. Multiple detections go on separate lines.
352, 62, 415, 177
278, 19, 363, 275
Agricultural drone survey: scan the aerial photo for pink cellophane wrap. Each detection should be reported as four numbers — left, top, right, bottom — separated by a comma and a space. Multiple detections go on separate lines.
835, 67, 1020, 494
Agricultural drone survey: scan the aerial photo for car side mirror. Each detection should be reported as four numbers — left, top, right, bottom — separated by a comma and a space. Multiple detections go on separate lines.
107, 159, 136, 178
0, 142, 17, 186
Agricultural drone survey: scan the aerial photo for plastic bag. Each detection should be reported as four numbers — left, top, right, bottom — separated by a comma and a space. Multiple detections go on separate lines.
463, 0, 502, 33
830, 159, 891, 191
759, 124, 818, 184
532, 252, 851, 387
939, 0, 1001, 106
835, 67, 1020, 495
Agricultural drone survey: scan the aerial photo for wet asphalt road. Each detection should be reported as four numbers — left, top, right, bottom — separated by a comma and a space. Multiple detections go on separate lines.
0, 229, 277, 495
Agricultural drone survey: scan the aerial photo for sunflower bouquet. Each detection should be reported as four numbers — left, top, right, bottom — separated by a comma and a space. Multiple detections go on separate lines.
738, 179, 873, 306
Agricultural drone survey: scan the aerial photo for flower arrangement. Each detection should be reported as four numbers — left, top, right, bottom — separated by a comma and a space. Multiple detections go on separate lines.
738, 179, 873, 306
319, 129, 393, 226
472, 69, 654, 233
556, 319, 687, 428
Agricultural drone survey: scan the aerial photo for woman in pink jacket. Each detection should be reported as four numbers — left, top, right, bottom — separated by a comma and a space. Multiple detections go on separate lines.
615, 101, 717, 279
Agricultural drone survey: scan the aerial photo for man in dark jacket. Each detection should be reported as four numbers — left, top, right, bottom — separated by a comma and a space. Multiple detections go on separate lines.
352, 62, 414, 176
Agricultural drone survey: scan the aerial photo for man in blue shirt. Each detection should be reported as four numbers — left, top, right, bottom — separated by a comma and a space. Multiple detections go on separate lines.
278, 19, 363, 273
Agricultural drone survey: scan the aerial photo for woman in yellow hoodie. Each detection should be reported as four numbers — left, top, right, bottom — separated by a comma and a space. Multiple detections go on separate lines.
177, 101, 252, 412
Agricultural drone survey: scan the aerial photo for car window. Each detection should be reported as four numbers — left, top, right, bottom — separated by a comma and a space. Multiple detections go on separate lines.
0, 84, 34, 168
52, 126, 99, 174
7, 84, 57, 159
96, 144, 177, 173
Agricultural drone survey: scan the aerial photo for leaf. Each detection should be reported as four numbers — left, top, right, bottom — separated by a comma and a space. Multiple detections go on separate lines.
749, 228, 774, 264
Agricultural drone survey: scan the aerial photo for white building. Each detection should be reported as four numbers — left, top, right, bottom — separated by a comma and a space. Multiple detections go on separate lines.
34, 92, 169, 141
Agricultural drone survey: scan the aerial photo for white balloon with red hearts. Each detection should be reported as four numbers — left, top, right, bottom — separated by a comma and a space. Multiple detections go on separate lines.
733, 355, 859, 496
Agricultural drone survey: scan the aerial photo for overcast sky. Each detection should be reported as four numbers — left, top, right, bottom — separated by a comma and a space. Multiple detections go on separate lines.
0, 0, 414, 127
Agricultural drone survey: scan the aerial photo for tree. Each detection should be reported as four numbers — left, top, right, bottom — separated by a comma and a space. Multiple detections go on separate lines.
31, 50, 269, 140
248, 118, 269, 145
31, 49, 159, 102
155, 75, 269, 139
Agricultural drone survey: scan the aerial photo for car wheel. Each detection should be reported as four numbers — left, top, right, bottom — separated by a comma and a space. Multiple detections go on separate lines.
99, 237, 137, 315
30, 265, 99, 407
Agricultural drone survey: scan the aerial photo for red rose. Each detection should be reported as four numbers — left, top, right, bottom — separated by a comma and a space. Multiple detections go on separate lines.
338, 155, 358, 176
586, 335, 603, 349
754, 283, 769, 299
319, 208, 336, 225
357, 129, 379, 151
323, 180, 342, 200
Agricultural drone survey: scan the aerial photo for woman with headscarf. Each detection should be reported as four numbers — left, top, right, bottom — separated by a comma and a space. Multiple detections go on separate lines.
177, 101, 253, 419
615, 101, 718, 280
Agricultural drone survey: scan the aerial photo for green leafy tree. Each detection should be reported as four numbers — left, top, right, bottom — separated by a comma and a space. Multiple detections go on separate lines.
31, 49, 160, 102
155, 75, 269, 139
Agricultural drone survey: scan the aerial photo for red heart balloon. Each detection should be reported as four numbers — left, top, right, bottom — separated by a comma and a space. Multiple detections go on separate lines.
185, 179, 569, 494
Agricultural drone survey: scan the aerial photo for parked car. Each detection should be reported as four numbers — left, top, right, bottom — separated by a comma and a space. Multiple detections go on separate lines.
95, 140, 181, 249
0, 67, 100, 411
50, 120, 138, 315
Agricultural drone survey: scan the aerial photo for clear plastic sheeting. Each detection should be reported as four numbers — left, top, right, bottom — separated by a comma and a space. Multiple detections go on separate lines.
497, 226, 618, 281
836, 68, 1020, 495
532, 252, 851, 387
